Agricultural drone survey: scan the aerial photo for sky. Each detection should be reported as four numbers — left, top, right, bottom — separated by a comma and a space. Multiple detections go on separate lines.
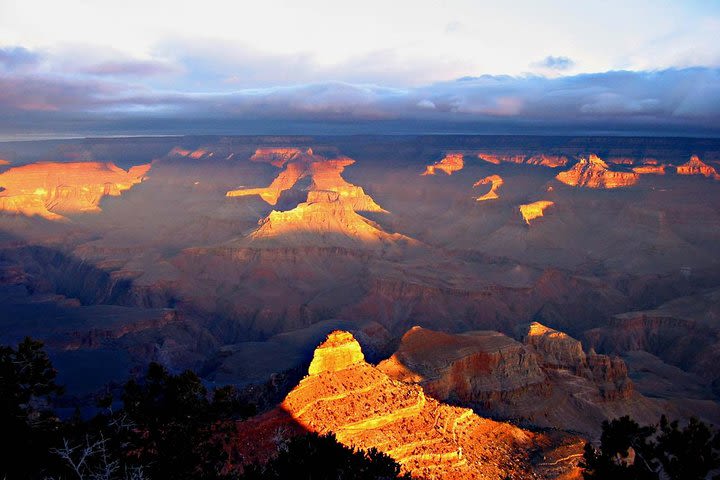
1, 0, 720, 138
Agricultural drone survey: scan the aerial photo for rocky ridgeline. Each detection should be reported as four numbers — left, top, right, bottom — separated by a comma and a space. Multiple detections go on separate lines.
379, 324, 644, 436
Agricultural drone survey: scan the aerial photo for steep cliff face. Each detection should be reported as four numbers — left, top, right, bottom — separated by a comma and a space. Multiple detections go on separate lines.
473, 175, 503, 201
519, 201, 554, 224
519, 322, 633, 401
233, 331, 579, 479
676, 155, 719, 179
227, 148, 384, 212
556, 155, 639, 188
422, 153, 464, 175
586, 287, 720, 386
0, 162, 151, 220
521, 322, 585, 371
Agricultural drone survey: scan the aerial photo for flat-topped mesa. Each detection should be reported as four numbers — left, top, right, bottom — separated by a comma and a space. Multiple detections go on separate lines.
555, 154, 639, 188
632, 165, 666, 175
519, 200, 554, 224
378, 327, 549, 407
227, 148, 384, 212
307, 330, 365, 375
421, 153, 464, 175
676, 155, 719, 179
473, 174, 503, 201
526, 154, 569, 168
0, 161, 151, 220
477, 153, 568, 168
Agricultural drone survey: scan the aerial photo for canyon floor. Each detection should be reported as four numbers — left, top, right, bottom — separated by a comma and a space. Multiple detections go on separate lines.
2, 135, 720, 476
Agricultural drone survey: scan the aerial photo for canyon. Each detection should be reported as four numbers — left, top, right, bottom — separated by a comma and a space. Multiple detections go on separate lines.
1, 135, 720, 477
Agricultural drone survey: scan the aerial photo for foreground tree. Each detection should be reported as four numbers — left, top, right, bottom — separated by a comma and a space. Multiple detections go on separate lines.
0, 337, 64, 478
582, 415, 720, 480
241, 432, 411, 480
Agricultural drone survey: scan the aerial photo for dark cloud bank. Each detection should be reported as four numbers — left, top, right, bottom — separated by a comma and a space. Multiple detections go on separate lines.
1, 44, 719, 138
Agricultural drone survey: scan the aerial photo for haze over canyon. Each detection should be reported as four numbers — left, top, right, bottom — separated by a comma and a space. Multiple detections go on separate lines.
1, 134, 720, 478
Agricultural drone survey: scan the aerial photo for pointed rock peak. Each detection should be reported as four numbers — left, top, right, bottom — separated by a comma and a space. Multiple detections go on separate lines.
307, 330, 365, 375
306, 147, 314, 155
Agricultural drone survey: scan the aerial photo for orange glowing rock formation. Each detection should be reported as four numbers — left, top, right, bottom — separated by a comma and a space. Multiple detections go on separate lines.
477, 153, 568, 168
234, 331, 570, 480
227, 148, 384, 212
421, 153, 464, 175
555, 154, 639, 188
249, 193, 407, 247
0, 159, 10, 166
473, 175, 503, 201
0, 162, 151, 220
676, 155, 719, 179
632, 165, 666, 175
519, 201, 554, 224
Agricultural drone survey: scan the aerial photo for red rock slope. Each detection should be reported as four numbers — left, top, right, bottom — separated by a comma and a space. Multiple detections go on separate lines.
232, 330, 580, 479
